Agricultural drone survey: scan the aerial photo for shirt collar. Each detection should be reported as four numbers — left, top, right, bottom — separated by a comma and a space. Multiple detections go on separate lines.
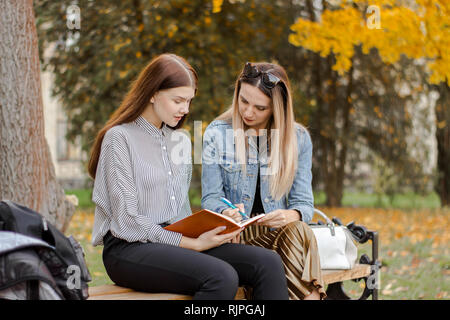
135, 116, 170, 137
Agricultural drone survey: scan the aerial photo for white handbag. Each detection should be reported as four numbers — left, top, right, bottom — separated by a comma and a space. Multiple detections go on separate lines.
310, 208, 358, 270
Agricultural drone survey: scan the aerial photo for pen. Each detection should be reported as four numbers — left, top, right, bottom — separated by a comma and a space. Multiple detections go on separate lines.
220, 197, 250, 220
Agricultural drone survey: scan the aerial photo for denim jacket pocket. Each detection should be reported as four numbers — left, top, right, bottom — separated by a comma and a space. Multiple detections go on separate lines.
219, 162, 241, 192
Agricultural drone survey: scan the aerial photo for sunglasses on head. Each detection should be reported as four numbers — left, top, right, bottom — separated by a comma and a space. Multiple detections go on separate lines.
242, 62, 282, 89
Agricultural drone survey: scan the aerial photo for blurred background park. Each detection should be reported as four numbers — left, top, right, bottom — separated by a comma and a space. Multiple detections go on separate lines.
2, 0, 448, 300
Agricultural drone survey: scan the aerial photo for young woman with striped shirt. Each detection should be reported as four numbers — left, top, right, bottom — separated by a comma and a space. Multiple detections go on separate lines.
88, 54, 289, 300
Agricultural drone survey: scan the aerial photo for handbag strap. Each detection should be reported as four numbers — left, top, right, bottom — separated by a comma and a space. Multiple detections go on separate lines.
313, 208, 336, 236
313, 208, 333, 225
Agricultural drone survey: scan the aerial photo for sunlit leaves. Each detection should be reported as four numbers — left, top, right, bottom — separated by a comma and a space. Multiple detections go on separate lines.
289, 0, 450, 85
212, 0, 224, 13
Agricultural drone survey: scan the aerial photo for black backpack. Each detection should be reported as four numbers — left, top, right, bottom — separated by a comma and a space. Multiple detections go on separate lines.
0, 200, 92, 300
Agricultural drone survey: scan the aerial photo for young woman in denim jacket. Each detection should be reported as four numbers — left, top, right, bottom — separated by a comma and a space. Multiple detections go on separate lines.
201, 62, 326, 300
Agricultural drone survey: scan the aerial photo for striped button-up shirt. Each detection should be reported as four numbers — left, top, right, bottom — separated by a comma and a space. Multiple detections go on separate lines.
91, 116, 192, 247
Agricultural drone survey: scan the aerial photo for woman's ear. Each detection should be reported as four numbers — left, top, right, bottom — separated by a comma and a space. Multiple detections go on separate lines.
150, 90, 160, 104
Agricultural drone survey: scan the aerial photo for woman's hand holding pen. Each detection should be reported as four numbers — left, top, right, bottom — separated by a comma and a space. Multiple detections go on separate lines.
222, 205, 244, 244
222, 203, 245, 223
221, 201, 245, 244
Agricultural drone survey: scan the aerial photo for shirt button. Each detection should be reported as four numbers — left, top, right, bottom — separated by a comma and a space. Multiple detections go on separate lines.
264, 198, 270, 203
162, 146, 166, 150
171, 196, 175, 200
168, 171, 172, 175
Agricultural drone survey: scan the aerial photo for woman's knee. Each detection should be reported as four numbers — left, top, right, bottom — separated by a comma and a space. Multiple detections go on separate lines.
247, 246, 285, 273
284, 220, 309, 231
201, 260, 239, 298
215, 262, 239, 287
246, 247, 288, 298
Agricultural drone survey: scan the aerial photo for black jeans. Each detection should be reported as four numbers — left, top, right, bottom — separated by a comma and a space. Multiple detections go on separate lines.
102, 231, 289, 300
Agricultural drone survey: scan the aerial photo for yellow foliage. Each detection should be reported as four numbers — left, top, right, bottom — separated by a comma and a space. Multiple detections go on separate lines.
119, 70, 127, 79
437, 120, 447, 129
289, 0, 450, 85
212, 0, 224, 13
167, 24, 178, 38
113, 39, 131, 52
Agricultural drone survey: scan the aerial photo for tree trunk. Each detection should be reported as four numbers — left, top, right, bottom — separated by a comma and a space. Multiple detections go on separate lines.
434, 83, 450, 207
324, 56, 344, 207
335, 63, 354, 206
306, 0, 324, 192
306, 0, 347, 207
0, 0, 75, 231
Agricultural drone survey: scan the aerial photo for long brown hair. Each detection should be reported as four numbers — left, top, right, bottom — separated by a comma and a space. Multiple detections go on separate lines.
88, 53, 198, 179
217, 62, 299, 201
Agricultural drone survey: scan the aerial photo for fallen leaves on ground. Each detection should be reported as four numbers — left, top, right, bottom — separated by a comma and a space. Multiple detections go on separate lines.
315, 207, 450, 248
67, 206, 450, 299
314, 207, 449, 299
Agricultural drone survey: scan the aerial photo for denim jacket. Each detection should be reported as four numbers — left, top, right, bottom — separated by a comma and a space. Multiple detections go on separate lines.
201, 119, 314, 224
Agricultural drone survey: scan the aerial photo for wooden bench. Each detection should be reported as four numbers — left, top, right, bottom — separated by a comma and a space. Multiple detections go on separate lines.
88, 263, 371, 300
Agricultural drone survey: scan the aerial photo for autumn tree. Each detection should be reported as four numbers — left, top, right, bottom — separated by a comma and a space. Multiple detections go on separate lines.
35, 0, 437, 207
289, 0, 449, 206
0, 0, 75, 231
34, 0, 303, 186
210, 0, 433, 206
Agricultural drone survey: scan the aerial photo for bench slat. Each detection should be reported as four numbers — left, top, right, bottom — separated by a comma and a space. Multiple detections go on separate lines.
89, 291, 193, 300
89, 284, 133, 297
88, 264, 371, 300
322, 264, 371, 284
88, 286, 246, 300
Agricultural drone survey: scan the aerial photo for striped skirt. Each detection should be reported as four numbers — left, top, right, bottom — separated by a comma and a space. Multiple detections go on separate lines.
241, 221, 327, 300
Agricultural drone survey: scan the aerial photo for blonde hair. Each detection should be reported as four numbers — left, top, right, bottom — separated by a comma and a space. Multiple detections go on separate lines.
217, 62, 300, 201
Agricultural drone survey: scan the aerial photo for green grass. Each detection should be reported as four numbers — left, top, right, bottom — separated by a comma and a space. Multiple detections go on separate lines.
342, 238, 449, 300
313, 191, 440, 209
65, 188, 94, 209
65, 188, 203, 210
66, 188, 442, 211
83, 244, 113, 287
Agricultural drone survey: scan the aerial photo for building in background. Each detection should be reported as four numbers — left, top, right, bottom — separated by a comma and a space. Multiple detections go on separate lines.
41, 67, 89, 190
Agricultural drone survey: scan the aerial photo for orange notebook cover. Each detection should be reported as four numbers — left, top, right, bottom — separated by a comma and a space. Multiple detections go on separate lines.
163, 209, 265, 238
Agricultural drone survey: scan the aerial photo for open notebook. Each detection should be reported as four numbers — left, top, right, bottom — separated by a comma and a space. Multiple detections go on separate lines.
163, 209, 265, 238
